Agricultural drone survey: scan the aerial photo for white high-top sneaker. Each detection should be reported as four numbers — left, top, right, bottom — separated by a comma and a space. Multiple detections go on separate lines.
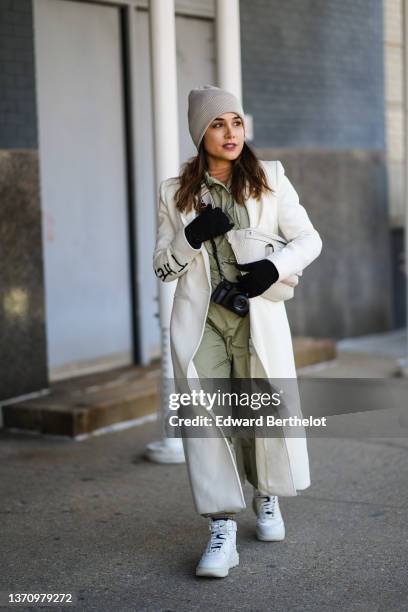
252, 490, 285, 542
196, 519, 239, 578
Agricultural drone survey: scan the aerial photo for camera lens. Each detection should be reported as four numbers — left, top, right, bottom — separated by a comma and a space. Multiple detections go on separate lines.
232, 294, 249, 315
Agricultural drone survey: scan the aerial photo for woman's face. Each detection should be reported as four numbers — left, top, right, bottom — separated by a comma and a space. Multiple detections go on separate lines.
202, 112, 245, 163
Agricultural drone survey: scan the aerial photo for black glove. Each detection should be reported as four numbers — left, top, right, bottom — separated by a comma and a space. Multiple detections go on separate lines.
184, 205, 234, 249
235, 259, 279, 298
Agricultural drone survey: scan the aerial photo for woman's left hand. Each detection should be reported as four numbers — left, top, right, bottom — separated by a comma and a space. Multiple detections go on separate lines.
235, 259, 279, 298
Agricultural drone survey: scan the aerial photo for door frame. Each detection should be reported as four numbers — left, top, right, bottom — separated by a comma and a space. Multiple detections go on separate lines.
37, 0, 216, 374
34, 0, 140, 376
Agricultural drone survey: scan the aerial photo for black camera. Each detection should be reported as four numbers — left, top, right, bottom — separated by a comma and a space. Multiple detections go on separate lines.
211, 279, 249, 317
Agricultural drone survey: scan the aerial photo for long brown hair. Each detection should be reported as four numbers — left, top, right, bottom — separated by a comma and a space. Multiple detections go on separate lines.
174, 141, 274, 213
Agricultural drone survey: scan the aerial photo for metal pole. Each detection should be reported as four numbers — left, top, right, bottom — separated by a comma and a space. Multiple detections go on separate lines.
145, 0, 184, 462
402, 0, 408, 373
216, 0, 253, 140
216, 0, 243, 101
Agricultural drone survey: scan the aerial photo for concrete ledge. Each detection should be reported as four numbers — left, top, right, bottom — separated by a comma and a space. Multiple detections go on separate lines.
293, 336, 337, 369
2, 363, 160, 437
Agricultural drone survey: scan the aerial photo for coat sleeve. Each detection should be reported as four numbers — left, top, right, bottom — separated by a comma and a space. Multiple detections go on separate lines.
265, 161, 323, 280
153, 179, 202, 283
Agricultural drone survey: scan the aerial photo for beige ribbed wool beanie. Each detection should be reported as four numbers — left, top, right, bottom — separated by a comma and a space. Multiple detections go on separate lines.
188, 84, 246, 151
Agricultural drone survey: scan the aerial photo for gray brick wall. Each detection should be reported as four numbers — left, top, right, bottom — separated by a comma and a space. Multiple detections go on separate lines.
240, 0, 385, 149
0, 0, 37, 149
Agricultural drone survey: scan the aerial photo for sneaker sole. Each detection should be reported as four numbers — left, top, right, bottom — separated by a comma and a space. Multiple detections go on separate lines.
144, 450, 185, 464
196, 552, 239, 578
256, 525, 285, 542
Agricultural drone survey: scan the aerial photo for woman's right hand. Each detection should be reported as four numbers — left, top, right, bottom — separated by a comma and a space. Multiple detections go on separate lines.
184, 205, 234, 249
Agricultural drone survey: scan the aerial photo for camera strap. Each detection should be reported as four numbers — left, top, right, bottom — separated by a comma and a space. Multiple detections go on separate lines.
209, 237, 225, 281
199, 184, 226, 282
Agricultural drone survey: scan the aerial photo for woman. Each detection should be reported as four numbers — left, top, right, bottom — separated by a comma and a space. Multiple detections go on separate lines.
153, 85, 322, 578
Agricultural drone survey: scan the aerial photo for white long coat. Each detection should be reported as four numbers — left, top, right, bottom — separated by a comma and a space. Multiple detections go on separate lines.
153, 160, 323, 515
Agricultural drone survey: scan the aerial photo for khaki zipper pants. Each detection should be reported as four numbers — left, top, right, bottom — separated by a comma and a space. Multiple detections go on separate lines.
192, 301, 258, 517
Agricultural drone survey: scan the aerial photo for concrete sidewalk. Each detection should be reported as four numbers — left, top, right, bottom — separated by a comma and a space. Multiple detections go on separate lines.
0, 330, 407, 611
